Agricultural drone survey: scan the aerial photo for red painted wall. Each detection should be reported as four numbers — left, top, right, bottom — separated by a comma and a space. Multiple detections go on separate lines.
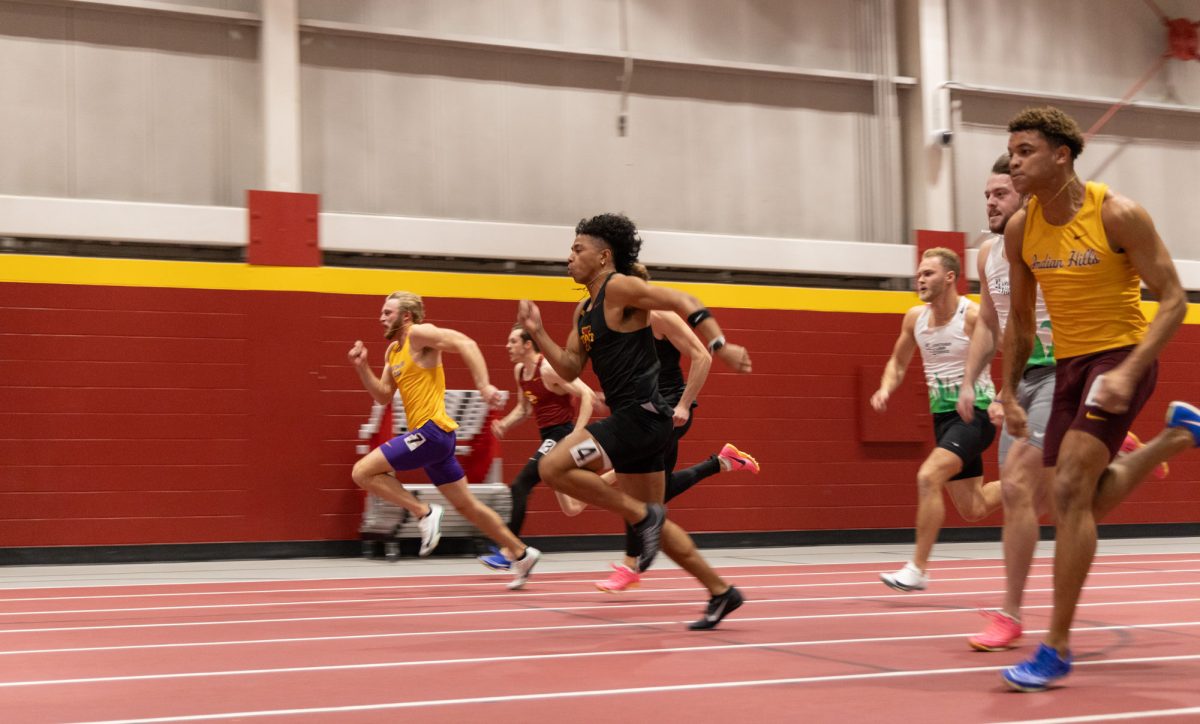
3, 281, 1198, 548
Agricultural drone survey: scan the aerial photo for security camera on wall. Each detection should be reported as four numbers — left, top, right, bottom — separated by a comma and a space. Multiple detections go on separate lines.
933, 129, 954, 146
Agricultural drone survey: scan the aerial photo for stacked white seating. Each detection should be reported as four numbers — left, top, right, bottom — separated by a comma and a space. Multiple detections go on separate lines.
357, 389, 511, 558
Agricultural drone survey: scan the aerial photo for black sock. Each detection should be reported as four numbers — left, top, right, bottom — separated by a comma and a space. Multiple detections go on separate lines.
665, 455, 721, 502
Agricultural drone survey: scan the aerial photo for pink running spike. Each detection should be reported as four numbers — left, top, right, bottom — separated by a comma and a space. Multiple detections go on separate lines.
968, 610, 1023, 652
595, 563, 640, 593
1119, 431, 1169, 479
718, 443, 760, 474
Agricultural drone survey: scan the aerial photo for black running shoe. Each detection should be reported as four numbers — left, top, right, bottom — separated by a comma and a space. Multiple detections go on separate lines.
633, 503, 666, 573
688, 586, 744, 631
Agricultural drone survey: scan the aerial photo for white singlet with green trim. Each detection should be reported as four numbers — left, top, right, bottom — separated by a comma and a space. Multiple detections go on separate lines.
915, 296, 995, 413
985, 235, 1055, 368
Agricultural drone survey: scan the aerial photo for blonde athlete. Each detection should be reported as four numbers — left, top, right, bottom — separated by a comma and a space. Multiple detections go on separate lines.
349, 292, 541, 590
872, 248, 1002, 591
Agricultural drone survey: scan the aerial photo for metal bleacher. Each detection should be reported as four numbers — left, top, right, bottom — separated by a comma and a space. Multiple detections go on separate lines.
357, 389, 512, 559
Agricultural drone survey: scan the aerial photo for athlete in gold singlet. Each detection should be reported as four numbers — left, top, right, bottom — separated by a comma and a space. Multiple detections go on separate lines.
348, 291, 542, 590
999, 106, 1198, 691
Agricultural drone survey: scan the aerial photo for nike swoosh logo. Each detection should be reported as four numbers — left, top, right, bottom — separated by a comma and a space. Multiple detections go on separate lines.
1086, 412, 1107, 421
707, 599, 729, 622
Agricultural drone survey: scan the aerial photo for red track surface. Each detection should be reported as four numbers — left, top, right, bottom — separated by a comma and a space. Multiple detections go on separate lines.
3, 553, 1200, 723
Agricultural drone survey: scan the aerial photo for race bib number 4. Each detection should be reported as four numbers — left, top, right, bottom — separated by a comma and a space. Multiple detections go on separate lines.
569, 440, 602, 467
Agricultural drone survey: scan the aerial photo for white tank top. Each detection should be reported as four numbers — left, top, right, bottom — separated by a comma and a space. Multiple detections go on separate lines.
915, 296, 995, 413
984, 236, 1055, 368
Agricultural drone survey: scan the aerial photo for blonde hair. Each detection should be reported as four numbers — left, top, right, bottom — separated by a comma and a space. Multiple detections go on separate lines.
628, 262, 650, 281
921, 247, 961, 277
386, 291, 425, 323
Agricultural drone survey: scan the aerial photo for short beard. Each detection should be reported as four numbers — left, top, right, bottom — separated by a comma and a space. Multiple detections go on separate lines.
385, 320, 402, 340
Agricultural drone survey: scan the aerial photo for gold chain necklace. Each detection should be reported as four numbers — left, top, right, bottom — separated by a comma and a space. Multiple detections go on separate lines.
1043, 174, 1081, 207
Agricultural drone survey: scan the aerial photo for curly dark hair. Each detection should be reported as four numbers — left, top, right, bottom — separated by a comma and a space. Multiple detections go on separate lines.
1007, 106, 1085, 160
575, 213, 643, 275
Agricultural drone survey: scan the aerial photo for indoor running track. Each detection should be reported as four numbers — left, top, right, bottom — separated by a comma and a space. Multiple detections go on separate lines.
3, 545, 1200, 723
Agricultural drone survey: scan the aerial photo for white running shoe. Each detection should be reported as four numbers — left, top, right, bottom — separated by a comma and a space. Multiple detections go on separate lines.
880, 562, 928, 592
416, 504, 443, 557
508, 547, 541, 590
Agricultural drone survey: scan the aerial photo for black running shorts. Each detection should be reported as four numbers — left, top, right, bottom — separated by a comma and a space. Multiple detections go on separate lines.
586, 405, 673, 474
932, 409, 996, 481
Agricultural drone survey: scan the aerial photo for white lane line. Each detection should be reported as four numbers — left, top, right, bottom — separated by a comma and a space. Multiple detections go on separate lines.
0, 603, 1121, 656
989, 706, 1200, 723
4, 550, 1196, 594
5, 560, 1200, 604
7, 585, 1200, 638
7, 620, 1200, 689
4, 572, 1200, 618
0, 570, 1001, 604
65, 653, 1200, 723
3, 592, 1200, 643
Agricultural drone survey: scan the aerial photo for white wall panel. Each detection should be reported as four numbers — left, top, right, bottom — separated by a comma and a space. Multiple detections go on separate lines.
948, 0, 1200, 103
948, 120, 1010, 244
0, 2, 259, 205
630, 0, 861, 70
300, 0, 865, 70
1087, 138, 1200, 260
8, 0, 1197, 274
1163, 55, 1200, 107
0, 3, 71, 197
300, 0, 622, 50
154, 0, 257, 11
72, 10, 152, 199
302, 31, 876, 241
302, 35, 632, 221
627, 68, 872, 239
299, 34, 372, 208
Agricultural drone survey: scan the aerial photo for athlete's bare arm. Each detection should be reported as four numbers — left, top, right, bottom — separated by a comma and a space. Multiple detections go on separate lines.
1001, 209, 1035, 438
963, 300, 981, 337
492, 363, 532, 439
1096, 192, 1187, 413
957, 240, 1002, 423
408, 323, 502, 407
650, 310, 711, 425
604, 275, 750, 372
518, 299, 589, 382
871, 306, 921, 412
348, 340, 398, 405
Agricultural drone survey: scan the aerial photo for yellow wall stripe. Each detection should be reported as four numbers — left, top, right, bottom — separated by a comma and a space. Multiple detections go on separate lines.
3, 253, 1198, 321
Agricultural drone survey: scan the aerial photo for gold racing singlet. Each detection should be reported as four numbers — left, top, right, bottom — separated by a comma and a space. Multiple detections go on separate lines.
1022, 181, 1146, 359
386, 338, 458, 432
